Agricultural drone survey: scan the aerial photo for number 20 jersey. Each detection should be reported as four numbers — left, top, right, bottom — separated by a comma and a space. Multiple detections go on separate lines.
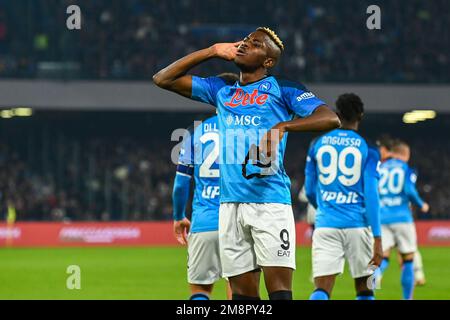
305, 129, 380, 229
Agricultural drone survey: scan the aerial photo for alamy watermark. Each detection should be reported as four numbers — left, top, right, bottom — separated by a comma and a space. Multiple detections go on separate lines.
366, 5, 381, 30
66, 5, 81, 30
66, 265, 81, 290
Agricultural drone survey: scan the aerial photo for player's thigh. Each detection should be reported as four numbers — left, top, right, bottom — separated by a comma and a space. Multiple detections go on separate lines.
344, 228, 374, 279
244, 203, 296, 270
381, 224, 395, 253
312, 228, 345, 278
219, 203, 258, 278
187, 231, 222, 285
393, 223, 417, 255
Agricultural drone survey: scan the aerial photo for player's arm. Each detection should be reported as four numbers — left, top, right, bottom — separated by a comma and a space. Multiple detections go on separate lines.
304, 145, 318, 209
172, 168, 193, 246
276, 106, 341, 134
172, 129, 195, 245
152, 42, 241, 98
404, 169, 429, 213
261, 81, 340, 156
363, 148, 383, 266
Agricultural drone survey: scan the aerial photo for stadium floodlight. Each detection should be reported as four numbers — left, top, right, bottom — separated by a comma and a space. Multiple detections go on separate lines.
402, 110, 436, 124
0, 110, 14, 119
13, 107, 33, 117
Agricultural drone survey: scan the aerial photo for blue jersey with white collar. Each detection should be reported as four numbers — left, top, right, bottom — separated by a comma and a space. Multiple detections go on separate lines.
304, 129, 382, 236
192, 75, 325, 205
379, 158, 424, 225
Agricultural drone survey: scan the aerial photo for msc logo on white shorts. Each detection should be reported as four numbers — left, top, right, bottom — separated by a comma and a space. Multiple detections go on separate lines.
296, 92, 315, 102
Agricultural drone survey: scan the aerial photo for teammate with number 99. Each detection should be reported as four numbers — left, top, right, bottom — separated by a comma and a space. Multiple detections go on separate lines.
305, 93, 383, 300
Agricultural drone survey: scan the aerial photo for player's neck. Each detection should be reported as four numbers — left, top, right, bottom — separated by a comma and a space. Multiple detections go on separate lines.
340, 121, 359, 131
239, 69, 268, 86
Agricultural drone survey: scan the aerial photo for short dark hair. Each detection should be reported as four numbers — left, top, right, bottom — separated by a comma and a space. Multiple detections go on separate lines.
376, 134, 395, 150
335, 93, 364, 123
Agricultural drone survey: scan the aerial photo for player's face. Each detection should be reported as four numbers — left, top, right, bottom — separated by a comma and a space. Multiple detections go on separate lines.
234, 31, 269, 70
379, 146, 391, 161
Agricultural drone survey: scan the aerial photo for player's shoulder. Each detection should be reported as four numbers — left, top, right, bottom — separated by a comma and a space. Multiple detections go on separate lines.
272, 75, 309, 92
366, 140, 381, 160
215, 73, 239, 86
203, 115, 218, 125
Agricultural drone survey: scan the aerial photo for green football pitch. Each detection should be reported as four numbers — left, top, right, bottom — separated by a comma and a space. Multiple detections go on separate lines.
0, 246, 449, 300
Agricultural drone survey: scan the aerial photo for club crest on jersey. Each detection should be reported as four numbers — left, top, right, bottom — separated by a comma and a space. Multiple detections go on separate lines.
225, 88, 268, 108
258, 81, 271, 92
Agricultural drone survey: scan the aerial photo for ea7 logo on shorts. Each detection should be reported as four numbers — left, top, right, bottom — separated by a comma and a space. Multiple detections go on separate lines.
278, 250, 291, 257
296, 92, 315, 102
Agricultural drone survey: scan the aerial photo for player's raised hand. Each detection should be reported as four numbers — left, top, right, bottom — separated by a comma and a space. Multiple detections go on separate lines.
210, 42, 242, 61
259, 123, 286, 159
369, 237, 383, 267
421, 203, 430, 213
173, 218, 191, 245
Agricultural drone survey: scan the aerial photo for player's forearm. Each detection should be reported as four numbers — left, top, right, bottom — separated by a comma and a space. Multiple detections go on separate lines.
405, 183, 425, 208
304, 175, 318, 209
152, 47, 215, 88
363, 175, 382, 237
172, 174, 192, 221
276, 106, 341, 133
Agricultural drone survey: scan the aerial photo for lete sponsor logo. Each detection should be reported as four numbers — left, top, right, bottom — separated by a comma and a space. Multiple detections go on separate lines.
225, 89, 268, 108
59, 227, 141, 243
428, 227, 450, 241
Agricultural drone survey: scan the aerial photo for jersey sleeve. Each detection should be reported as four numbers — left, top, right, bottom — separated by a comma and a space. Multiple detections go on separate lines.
304, 141, 318, 208
404, 167, 425, 208
363, 146, 382, 237
177, 127, 194, 176
278, 79, 326, 118
191, 76, 227, 106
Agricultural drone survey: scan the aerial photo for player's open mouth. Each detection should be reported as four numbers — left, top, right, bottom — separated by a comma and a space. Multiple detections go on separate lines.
236, 48, 246, 56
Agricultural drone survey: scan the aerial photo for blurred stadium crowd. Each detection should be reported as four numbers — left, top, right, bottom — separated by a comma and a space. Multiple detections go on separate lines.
1, 113, 449, 222
0, 0, 448, 82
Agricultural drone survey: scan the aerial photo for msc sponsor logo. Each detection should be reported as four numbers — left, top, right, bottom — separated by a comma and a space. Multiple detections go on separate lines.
226, 114, 261, 126
296, 92, 315, 102
225, 89, 268, 108
321, 191, 359, 204
202, 186, 220, 199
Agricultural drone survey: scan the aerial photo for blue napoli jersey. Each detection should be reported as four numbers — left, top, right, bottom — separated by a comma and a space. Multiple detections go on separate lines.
178, 116, 220, 232
379, 158, 424, 225
305, 129, 381, 229
192, 75, 325, 204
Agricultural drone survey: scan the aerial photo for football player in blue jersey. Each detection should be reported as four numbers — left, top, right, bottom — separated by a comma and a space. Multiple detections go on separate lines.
155, 27, 340, 300
305, 93, 383, 300
172, 74, 238, 301
377, 139, 429, 299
